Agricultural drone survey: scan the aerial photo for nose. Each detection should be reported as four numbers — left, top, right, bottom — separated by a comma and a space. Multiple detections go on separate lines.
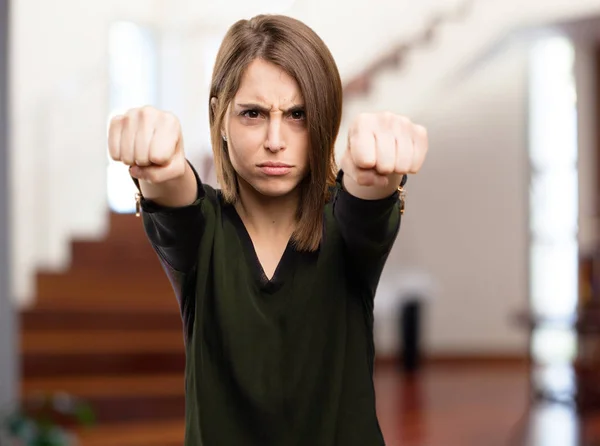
265, 116, 285, 152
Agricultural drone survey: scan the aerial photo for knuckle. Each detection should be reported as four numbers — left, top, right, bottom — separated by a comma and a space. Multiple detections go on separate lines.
381, 159, 395, 169
109, 114, 124, 127
382, 111, 395, 121
136, 152, 150, 165
378, 163, 394, 174
159, 112, 180, 134
378, 112, 403, 131
395, 115, 410, 129
355, 153, 374, 169
120, 113, 131, 126
355, 112, 373, 127
415, 124, 428, 140
120, 114, 135, 132
149, 151, 168, 165
163, 111, 177, 124
348, 133, 360, 147
125, 107, 139, 120
138, 105, 157, 122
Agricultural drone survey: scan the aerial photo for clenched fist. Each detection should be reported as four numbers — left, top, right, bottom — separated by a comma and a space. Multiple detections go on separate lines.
108, 106, 186, 184
341, 112, 428, 192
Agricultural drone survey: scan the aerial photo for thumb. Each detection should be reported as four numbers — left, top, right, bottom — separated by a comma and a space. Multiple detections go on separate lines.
130, 165, 143, 179
129, 165, 160, 183
129, 159, 185, 184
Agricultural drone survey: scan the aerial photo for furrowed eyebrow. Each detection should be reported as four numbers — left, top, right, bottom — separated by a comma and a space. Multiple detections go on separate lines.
286, 105, 306, 114
236, 103, 305, 114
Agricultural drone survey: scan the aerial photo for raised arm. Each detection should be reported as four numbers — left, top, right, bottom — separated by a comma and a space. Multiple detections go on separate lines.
334, 112, 428, 294
107, 107, 204, 340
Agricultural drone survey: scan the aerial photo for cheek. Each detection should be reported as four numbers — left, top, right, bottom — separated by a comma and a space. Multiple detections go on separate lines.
227, 142, 253, 179
227, 144, 241, 172
228, 123, 264, 155
299, 136, 310, 168
227, 131, 255, 168
289, 128, 309, 158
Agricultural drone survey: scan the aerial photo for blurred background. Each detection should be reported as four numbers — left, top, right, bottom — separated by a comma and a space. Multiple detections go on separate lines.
1, 0, 600, 444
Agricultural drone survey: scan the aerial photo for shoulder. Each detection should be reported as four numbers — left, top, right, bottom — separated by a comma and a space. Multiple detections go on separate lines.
200, 182, 220, 206
181, 182, 226, 230
199, 183, 240, 229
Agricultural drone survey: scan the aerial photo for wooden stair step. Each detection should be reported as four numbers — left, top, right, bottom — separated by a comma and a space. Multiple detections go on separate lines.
21, 392, 185, 425
32, 297, 179, 312
22, 374, 185, 398
74, 420, 185, 446
21, 308, 182, 331
17, 211, 193, 433
22, 330, 185, 354
84, 394, 185, 424
36, 271, 173, 301
106, 213, 148, 242
22, 352, 186, 378
70, 239, 163, 271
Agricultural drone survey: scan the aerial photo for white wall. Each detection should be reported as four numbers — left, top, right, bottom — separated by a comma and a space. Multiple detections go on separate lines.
365, 32, 598, 356
10, 0, 164, 304
335, 2, 600, 356
363, 40, 531, 356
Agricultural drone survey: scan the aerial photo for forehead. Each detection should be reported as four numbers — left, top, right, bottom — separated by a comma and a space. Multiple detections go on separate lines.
235, 58, 303, 104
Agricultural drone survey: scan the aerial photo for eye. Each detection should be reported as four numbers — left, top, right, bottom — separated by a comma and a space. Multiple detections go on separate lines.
290, 109, 306, 120
241, 109, 261, 119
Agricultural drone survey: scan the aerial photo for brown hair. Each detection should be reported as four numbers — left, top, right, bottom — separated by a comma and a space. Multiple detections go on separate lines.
209, 14, 342, 252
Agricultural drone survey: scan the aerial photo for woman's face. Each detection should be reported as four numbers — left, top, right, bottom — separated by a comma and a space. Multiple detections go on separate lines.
223, 58, 310, 198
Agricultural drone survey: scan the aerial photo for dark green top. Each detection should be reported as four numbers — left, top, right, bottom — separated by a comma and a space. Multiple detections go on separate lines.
139, 165, 402, 446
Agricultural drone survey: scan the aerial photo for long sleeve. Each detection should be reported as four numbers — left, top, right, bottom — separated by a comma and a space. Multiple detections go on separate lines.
332, 170, 403, 296
133, 161, 205, 342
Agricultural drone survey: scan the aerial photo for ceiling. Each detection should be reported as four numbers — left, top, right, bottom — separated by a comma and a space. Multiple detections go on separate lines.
164, 0, 463, 79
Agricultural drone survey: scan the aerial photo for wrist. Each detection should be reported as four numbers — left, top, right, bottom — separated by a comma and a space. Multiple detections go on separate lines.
133, 160, 199, 211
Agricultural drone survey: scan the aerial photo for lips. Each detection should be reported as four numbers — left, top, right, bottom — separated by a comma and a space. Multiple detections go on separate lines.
257, 162, 293, 176
257, 162, 292, 168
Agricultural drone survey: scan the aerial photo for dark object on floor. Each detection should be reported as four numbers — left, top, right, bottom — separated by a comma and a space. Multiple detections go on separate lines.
399, 299, 422, 373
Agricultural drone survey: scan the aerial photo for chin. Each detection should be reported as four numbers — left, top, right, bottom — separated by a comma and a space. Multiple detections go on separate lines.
251, 177, 300, 198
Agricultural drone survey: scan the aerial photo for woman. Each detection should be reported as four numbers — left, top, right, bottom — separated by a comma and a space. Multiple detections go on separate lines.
108, 14, 427, 446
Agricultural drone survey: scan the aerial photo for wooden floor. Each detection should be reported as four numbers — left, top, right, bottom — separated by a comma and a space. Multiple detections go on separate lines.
376, 361, 599, 446
377, 362, 530, 446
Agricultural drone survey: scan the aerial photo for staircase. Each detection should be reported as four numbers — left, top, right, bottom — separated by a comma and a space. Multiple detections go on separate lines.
20, 212, 187, 446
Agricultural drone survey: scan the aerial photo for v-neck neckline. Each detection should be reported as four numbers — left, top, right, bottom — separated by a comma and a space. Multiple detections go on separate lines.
224, 204, 295, 293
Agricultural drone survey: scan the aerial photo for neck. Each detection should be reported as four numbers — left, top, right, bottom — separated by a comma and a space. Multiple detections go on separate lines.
234, 177, 300, 239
